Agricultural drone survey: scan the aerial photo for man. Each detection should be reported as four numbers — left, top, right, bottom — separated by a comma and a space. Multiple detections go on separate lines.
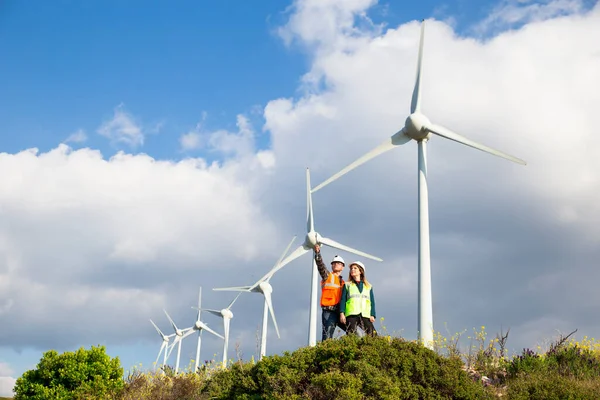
314, 244, 347, 340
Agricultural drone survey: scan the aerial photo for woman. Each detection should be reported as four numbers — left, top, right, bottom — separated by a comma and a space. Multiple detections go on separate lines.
339, 261, 377, 336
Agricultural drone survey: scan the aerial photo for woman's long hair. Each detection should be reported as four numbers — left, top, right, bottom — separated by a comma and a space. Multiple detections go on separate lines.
348, 264, 371, 288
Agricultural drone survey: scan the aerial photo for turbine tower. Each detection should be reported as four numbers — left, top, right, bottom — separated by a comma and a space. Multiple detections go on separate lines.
149, 319, 175, 372
213, 236, 296, 360
312, 20, 526, 348
197, 293, 242, 367
276, 168, 382, 347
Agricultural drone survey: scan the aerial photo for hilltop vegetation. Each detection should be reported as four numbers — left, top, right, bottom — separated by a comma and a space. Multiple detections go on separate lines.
8, 328, 600, 399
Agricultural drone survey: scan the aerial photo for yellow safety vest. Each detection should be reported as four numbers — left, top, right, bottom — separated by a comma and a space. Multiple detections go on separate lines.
344, 282, 371, 318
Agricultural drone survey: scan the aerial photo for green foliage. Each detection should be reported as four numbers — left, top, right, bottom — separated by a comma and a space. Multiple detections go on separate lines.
13, 345, 123, 400
116, 369, 205, 400
201, 335, 493, 399
508, 344, 600, 380
506, 370, 600, 400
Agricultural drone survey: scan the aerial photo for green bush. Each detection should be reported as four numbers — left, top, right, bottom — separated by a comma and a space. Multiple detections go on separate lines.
507, 370, 600, 400
201, 335, 493, 399
13, 345, 124, 400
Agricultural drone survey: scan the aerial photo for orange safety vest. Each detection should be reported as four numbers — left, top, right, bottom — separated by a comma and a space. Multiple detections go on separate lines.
320, 273, 344, 307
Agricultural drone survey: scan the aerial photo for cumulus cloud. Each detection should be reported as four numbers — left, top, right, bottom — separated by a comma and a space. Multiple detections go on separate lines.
0, 362, 15, 397
179, 114, 260, 160
0, 144, 282, 353
2, 0, 600, 378
473, 0, 589, 36
64, 129, 87, 144
97, 104, 144, 147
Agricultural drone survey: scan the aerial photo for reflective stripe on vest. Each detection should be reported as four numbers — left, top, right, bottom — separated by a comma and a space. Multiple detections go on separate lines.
344, 283, 371, 318
320, 274, 343, 307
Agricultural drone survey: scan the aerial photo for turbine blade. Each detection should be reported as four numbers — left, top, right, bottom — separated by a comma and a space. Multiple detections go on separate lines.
319, 236, 383, 262
167, 338, 179, 358
199, 308, 223, 317
264, 293, 280, 339
227, 292, 243, 310
426, 124, 526, 165
150, 319, 165, 339
163, 310, 179, 332
411, 20, 426, 114
213, 286, 252, 292
180, 328, 196, 341
306, 168, 314, 233
155, 342, 166, 367
198, 321, 225, 339
312, 132, 410, 193
253, 235, 298, 287
266, 243, 309, 280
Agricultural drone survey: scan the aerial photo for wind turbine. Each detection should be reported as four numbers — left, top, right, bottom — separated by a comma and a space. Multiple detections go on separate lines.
163, 310, 193, 374
149, 319, 175, 372
275, 168, 383, 347
311, 20, 526, 348
176, 287, 224, 372
196, 292, 242, 367
213, 236, 296, 360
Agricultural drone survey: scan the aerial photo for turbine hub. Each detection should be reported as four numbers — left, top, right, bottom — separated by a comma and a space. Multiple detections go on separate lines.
222, 309, 233, 319
405, 112, 431, 141
305, 231, 319, 248
259, 281, 273, 294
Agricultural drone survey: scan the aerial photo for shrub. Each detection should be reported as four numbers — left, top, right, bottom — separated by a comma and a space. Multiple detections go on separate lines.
13, 345, 123, 400
200, 334, 493, 399
506, 370, 600, 400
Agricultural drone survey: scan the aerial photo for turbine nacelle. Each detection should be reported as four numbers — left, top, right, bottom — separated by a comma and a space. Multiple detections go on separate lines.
405, 112, 431, 141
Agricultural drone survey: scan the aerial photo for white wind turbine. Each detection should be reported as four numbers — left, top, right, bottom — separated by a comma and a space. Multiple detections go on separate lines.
149, 319, 176, 372
175, 287, 224, 373
213, 236, 297, 360
196, 293, 242, 367
163, 310, 193, 373
276, 168, 383, 347
312, 20, 526, 348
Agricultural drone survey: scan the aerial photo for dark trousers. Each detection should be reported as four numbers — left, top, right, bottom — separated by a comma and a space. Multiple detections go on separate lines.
322, 309, 347, 340
346, 315, 376, 336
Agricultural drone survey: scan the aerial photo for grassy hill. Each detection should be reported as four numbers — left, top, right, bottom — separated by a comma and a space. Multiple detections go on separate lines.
9, 328, 600, 399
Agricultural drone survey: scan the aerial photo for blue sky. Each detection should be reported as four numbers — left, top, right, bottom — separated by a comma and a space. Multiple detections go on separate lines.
1, 0, 599, 396
0, 0, 534, 159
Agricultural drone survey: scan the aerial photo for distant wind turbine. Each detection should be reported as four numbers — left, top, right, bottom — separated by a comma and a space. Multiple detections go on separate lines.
149, 319, 175, 372
176, 287, 224, 372
163, 310, 193, 373
312, 20, 526, 348
196, 293, 242, 367
213, 236, 296, 360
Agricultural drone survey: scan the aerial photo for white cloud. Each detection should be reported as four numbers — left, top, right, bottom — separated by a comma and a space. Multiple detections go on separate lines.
0, 144, 281, 354
179, 114, 259, 159
179, 124, 203, 151
97, 104, 144, 147
64, 129, 87, 144
473, 0, 587, 36
0, 362, 15, 397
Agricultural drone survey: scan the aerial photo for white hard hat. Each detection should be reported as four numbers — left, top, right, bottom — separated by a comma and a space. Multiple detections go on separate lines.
350, 261, 365, 272
331, 255, 345, 266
